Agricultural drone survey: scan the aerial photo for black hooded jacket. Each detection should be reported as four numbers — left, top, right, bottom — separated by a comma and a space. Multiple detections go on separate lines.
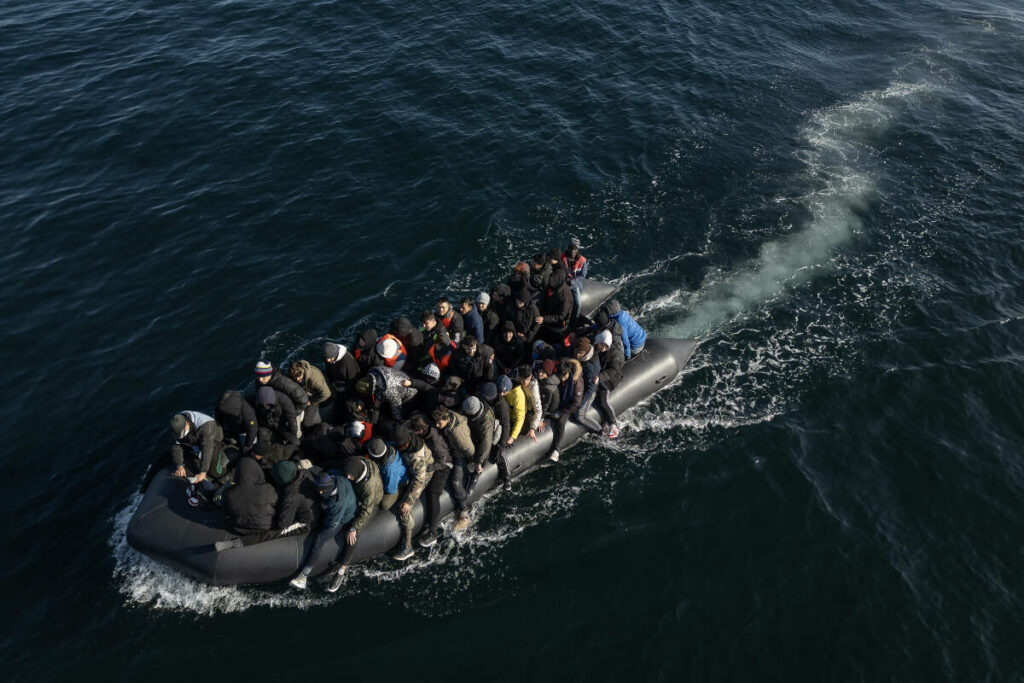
354, 328, 383, 373
540, 268, 573, 330
265, 369, 309, 412
390, 317, 425, 369
255, 388, 298, 444
216, 390, 258, 448
223, 457, 278, 534
274, 468, 319, 529
598, 343, 625, 390
324, 350, 361, 396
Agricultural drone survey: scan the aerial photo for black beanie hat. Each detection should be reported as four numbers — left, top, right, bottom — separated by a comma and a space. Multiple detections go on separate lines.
367, 437, 388, 459
342, 457, 366, 480
252, 440, 272, 457
392, 425, 413, 449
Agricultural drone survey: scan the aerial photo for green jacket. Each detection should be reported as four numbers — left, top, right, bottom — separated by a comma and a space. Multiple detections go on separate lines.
293, 360, 332, 406
350, 459, 384, 532
399, 442, 434, 507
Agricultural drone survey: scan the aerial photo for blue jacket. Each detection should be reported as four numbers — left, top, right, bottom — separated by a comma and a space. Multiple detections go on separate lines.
462, 306, 485, 345
609, 307, 646, 360
379, 450, 408, 495
320, 474, 357, 530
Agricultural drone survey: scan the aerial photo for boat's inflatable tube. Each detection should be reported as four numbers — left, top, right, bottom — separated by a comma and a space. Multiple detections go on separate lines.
127, 282, 698, 586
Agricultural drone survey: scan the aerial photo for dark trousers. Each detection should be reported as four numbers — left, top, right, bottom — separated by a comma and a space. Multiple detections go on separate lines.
575, 390, 604, 434
423, 469, 449, 536
595, 383, 617, 427
449, 459, 470, 512
548, 411, 570, 456
237, 527, 284, 546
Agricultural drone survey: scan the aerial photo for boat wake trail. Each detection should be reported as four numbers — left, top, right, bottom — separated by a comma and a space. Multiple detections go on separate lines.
665, 82, 930, 339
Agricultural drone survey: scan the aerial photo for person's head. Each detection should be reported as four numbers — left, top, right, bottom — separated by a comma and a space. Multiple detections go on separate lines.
462, 396, 484, 419
170, 414, 189, 439
515, 292, 527, 308
538, 358, 557, 379
288, 363, 306, 383
547, 247, 562, 264
409, 414, 431, 436
345, 421, 365, 440
315, 471, 336, 497
271, 460, 298, 487
559, 361, 571, 380
531, 253, 545, 270
376, 336, 399, 360
492, 284, 511, 303
461, 336, 477, 356
574, 337, 592, 359
516, 366, 533, 387
257, 386, 277, 408
434, 330, 451, 350
255, 361, 273, 384
432, 406, 452, 430
323, 342, 346, 364
479, 344, 494, 363
566, 237, 581, 259
497, 375, 513, 396
479, 382, 498, 403
595, 330, 612, 353
366, 437, 390, 462
342, 457, 366, 482
436, 297, 451, 317
347, 398, 369, 421
459, 297, 474, 315
513, 262, 530, 276
251, 440, 272, 461
354, 375, 373, 397
421, 362, 441, 384
502, 320, 515, 341
476, 291, 490, 312
392, 425, 413, 451
421, 310, 437, 331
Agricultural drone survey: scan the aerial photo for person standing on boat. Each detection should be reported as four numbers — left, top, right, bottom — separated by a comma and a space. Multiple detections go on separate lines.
288, 360, 330, 428
493, 321, 526, 374
322, 342, 360, 421
169, 410, 228, 486
509, 291, 542, 343
475, 292, 501, 344
288, 466, 359, 592
593, 329, 624, 439
562, 238, 588, 324
254, 385, 299, 445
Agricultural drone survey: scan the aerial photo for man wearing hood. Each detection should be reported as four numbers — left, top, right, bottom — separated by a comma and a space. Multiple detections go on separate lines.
289, 465, 361, 592
476, 292, 502, 344
219, 457, 283, 546
537, 264, 574, 345
389, 317, 425, 369
323, 341, 361, 421
169, 410, 227, 485
352, 328, 383, 373
270, 460, 319, 531
215, 390, 258, 453
254, 385, 299, 445
605, 299, 647, 360
509, 291, 541, 343
493, 320, 526, 373
255, 361, 310, 428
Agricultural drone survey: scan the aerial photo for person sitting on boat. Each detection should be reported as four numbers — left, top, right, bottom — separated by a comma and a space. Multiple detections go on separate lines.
169, 410, 229, 486
400, 362, 442, 415
215, 390, 258, 454
587, 309, 625, 355
322, 342, 360, 421
475, 292, 501, 344
344, 397, 379, 430
528, 252, 552, 302
537, 263, 574, 346
535, 359, 561, 430
509, 291, 542, 343
493, 321, 526, 374
436, 296, 464, 344
594, 329, 624, 439
489, 282, 514, 321
478, 381, 510, 464
502, 373, 527, 447
288, 360, 330, 428
458, 296, 485, 346
366, 437, 407, 514
546, 358, 585, 462
406, 413, 450, 548
389, 425, 433, 561
572, 337, 605, 436
506, 262, 536, 304
562, 238, 588, 323
474, 343, 497, 394
515, 366, 545, 443
359, 365, 418, 429
449, 335, 483, 384
432, 406, 475, 531
256, 360, 310, 432
604, 299, 646, 360
424, 327, 456, 373
388, 316, 425, 370
288, 464, 362, 592
462, 396, 495, 489
352, 328, 383, 374
270, 460, 320, 533
217, 456, 290, 548
375, 333, 408, 370
255, 385, 300, 446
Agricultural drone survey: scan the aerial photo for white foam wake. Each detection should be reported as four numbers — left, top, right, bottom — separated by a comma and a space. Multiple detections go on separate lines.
665, 82, 933, 338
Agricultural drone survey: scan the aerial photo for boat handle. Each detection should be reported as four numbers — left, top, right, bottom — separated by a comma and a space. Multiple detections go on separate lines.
654, 374, 668, 385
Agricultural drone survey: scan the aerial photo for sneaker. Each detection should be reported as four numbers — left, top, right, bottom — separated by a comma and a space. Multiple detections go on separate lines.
327, 567, 346, 593
393, 545, 415, 561
289, 574, 308, 590
214, 539, 243, 552
549, 449, 560, 463
608, 425, 620, 439
453, 513, 470, 532
417, 532, 438, 548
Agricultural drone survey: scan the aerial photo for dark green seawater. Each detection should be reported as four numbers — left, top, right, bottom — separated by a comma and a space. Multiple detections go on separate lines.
2, 0, 1023, 680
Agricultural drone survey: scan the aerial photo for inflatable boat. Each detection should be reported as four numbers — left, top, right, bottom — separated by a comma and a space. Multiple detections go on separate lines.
126, 282, 697, 585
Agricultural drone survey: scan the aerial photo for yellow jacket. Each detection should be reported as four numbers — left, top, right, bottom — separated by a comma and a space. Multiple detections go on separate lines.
505, 386, 526, 441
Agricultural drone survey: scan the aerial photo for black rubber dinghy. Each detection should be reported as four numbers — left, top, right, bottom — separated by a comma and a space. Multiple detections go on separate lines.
127, 282, 698, 585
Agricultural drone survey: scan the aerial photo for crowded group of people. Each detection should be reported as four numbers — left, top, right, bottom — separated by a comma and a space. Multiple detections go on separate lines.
153, 238, 648, 592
